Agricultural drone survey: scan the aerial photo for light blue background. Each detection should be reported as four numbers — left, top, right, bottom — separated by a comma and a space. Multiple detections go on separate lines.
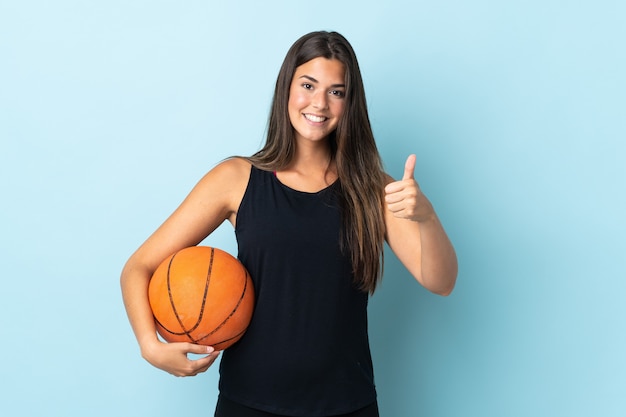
1, 1, 624, 416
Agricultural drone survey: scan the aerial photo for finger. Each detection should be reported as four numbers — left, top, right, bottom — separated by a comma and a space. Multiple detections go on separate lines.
180, 350, 220, 376
185, 344, 216, 364
204, 351, 221, 367
193, 351, 221, 373
386, 201, 403, 214
385, 192, 404, 204
402, 154, 416, 181
384, 181, 403, 194
186, 344, 215, 355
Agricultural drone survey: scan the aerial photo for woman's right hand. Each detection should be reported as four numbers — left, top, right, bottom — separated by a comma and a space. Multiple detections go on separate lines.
141, 340, 220, 377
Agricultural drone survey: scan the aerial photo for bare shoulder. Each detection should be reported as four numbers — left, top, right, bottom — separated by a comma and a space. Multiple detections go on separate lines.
205, 157, 252, 185
127, 158, 252, 269
195, 157, 251, 220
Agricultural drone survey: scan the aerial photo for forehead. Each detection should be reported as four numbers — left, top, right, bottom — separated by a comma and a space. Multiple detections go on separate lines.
293, 57, 345, 83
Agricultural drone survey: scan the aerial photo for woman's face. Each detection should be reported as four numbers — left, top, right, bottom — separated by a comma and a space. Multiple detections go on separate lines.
288, 57, 346, 144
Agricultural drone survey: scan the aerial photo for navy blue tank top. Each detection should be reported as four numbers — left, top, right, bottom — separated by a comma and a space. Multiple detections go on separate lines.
218, 166, 376, 416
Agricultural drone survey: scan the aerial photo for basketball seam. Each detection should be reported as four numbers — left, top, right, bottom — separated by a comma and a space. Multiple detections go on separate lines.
163, 247, 215, 342
210, 327, 249, 349
153, 247, 252, 349
194, 269, 251, 344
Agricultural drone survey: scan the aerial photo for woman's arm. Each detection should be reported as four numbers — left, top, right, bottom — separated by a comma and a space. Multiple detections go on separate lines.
383, 155, 458, 296
120, 158, 251, 375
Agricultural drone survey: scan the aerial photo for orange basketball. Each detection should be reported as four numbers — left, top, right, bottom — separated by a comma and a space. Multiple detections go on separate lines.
148, 246, 254, 350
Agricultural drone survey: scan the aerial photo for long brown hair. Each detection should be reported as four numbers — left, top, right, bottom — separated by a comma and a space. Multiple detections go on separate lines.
248, 31, 386, 293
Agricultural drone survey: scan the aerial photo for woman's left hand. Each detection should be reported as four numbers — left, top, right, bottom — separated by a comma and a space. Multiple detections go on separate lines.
383, 154, 458, 295
384, 154, 434, 223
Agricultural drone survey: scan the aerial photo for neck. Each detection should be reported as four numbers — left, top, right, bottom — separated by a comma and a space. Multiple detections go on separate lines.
289, 138, 334, 172
277, 138, 337, 190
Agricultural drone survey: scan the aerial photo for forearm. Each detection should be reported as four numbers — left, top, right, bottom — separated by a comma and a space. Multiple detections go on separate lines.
416, 213, 458, 296
120, 262, 161, 355
385, 199, 458, 296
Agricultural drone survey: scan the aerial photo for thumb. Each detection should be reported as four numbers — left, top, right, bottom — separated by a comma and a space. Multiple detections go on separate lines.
402, 154, 416, 180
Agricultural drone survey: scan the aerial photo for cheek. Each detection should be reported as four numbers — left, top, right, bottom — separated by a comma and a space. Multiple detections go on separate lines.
288, 90, 307, 111
287, 97, 298, 125
332, 101, 346, 120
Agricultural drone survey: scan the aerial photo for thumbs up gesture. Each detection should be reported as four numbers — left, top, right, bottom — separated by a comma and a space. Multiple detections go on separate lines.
384, 154, 434, 223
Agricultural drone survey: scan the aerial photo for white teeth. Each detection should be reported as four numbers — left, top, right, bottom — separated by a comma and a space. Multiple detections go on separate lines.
304, 114, 326, 123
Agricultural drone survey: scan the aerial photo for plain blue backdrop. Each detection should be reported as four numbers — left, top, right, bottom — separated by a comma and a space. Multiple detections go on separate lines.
1, 1, 624, 416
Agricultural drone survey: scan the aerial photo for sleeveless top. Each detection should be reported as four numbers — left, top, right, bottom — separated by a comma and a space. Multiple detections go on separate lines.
218, 166, 376, 416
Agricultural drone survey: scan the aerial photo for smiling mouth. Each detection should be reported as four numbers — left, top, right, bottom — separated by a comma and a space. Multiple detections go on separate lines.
303, 113, 328, 123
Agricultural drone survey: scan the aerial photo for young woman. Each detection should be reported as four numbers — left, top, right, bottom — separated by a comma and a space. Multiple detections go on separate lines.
121, 31, 457, 417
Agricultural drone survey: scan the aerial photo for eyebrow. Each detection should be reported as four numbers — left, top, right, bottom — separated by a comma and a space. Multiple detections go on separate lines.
299, 75, 345, 88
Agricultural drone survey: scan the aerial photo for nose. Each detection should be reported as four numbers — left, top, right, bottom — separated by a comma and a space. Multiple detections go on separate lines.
311, 90, 328, 110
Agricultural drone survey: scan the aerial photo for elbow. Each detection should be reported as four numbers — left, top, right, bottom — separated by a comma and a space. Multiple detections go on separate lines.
439, 257, 458, 296
424, 266, 458, 297
119, 258, 147, 292
429, 278, 455, 296
434, 283, 455, 297
120, 260, 133, 289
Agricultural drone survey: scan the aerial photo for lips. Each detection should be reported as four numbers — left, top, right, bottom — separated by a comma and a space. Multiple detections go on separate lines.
303, 113, 328, 123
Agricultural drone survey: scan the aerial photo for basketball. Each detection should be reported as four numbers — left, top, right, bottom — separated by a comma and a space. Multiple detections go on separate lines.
148, 246, 254, 350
